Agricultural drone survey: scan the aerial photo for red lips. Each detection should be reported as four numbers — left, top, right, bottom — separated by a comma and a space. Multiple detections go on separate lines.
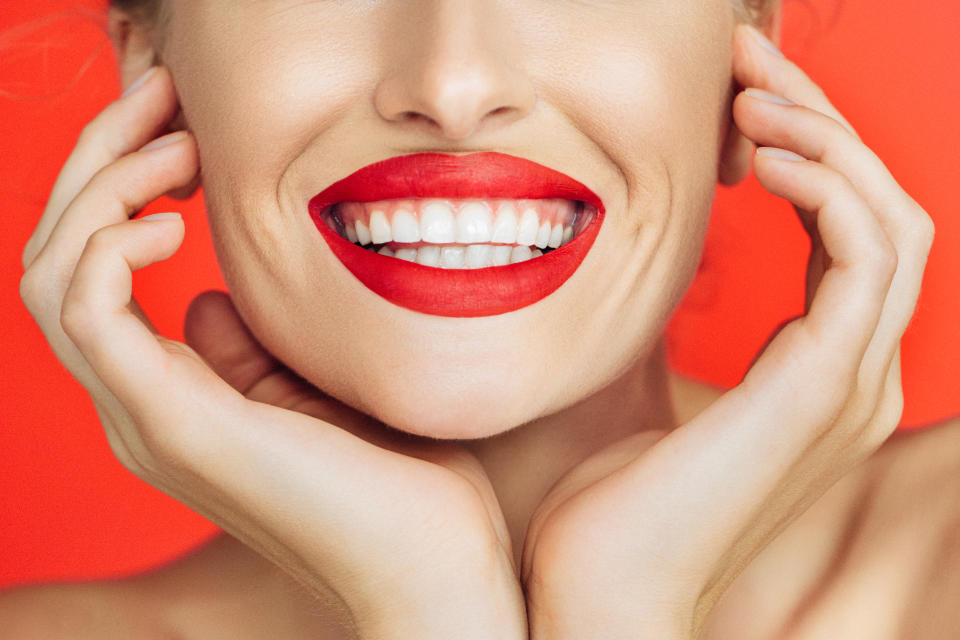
308, 152, 605, 317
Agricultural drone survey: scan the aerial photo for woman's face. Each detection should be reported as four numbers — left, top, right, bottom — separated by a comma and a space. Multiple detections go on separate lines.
160, 0, 739, 438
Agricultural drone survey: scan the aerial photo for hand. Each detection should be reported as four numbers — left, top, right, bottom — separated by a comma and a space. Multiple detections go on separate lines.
19, 67, 526, 640
519, 23, 934, 639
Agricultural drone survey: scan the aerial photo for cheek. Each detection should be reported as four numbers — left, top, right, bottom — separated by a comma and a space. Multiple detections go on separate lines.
164, 2, 372, 206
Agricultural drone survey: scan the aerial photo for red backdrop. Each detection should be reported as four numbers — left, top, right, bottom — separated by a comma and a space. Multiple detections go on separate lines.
1, 1, 957, 588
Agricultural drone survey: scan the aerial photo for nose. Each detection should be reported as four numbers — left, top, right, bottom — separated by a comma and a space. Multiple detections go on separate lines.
373, 0, 536, 141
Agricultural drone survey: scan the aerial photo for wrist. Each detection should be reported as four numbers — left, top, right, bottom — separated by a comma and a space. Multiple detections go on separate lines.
525, 568, 690, 640
351, 548, 527, 640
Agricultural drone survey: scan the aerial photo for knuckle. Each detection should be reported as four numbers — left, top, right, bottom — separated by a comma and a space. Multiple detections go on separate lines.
908, 211, 936, 255
18, 266, 47, 315
824, 167, 854, 197
136, 426, 188, 475
76, 119, 105, 150
58, 289, 92, 341
875, 240, 899, 281
84, 224, 117, 254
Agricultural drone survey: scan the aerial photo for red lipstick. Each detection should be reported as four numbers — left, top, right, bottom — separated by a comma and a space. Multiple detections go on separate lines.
308, 152, 605, 317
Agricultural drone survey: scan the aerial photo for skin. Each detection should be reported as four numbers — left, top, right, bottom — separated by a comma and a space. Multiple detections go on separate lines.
6, 0, 955, 638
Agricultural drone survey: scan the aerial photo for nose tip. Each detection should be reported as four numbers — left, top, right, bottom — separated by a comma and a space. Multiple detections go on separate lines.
376, 67, 532, 140
373, 5, 536, 141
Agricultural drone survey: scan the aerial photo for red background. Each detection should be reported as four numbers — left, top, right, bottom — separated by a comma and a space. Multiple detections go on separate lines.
1, 1, 957, 588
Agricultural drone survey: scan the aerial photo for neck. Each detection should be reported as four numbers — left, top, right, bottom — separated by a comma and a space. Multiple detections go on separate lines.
463, 340, 677, 569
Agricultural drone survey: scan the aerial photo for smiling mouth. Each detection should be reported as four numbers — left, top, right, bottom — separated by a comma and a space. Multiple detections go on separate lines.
318, 197, 596, 268
307, 151, 605, 317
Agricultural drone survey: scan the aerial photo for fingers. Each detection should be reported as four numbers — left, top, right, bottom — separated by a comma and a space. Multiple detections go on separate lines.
23, 67, 181, 268
734, 90, 934, 364
734, 89, 933, 250
31, 132, 199, 294
732, 24, 859, 139
752, 150, 896, 362
184, 291, 284, 396
60, 215, 190, 404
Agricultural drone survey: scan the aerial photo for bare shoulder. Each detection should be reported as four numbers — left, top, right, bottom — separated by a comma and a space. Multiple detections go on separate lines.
0, 535, 356, 640
672, 372, 960, 638
0, 579, 170, 640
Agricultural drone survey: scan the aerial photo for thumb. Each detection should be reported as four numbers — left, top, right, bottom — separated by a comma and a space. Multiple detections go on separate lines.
184, 290, 281, 395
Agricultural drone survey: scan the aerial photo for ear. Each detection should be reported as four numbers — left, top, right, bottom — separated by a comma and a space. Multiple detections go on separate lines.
107, 6, 159, 91
718, 4, 783, 186
107, 6, 200, 200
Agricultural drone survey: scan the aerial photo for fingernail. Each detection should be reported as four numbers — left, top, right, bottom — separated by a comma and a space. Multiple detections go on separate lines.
757, 147, 805, 162
141, 212, 182, 222
744, 88, 795, 106
141, 130, 188, 152
745, 24, 785, 58
121, 66, 158, 98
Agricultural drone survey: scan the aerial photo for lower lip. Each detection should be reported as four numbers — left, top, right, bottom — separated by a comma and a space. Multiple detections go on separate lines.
310, 206, 603, 317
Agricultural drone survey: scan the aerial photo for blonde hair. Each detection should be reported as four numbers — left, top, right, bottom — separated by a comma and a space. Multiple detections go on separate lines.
113, 0, 779, 27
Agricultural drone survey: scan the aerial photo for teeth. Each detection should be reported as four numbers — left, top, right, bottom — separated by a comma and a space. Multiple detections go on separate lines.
456, 202, 493, 244
534, 221, 551, 249
355, 220, 372, 245
420, 201, 456, 243
345, 224, 359, 243
547, 223, 563, 249
392, 208, 421, 242
328, 198, 595, 270
465, 244, 491, 268
491, 245, 512, 266
516, 208, 539, 245
395, 248, 418, 262
491, 203, 519, 244
510, 245, 533, 264
369, 210, 392, 244
416, 245, 440, 267
440, 246, 466, 269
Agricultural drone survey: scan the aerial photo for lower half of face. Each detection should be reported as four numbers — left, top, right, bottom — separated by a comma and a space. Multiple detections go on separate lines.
168, 0, 737, 438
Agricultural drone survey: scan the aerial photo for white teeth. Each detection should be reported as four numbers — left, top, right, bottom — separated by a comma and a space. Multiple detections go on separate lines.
491, 203, 519, 244
456, 202, 493, 244
395, 248, 418, 262
561, 225, 573, 245
491, 245, 512, 266
465, 244, 491, 268
547, 223, 563, 248
420, 200, 456, 243
510, 245, 533, 263
392, 208, 421, 242
345, 224, 359, 243
377, 246, 395, 257
369, 210, 392, 244
531, 249, 543, 258
416, 245, 440, 267
355, 220, 372, 245
534, 221, 551, 249
440, 246, 466, 269
517, 208, 539, 245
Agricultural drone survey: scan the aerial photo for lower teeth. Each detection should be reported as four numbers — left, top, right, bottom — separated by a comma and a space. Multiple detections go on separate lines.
361, 243, 553, 268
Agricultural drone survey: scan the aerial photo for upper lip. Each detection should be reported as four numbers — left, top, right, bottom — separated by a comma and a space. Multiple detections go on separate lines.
307, 151, 605, 216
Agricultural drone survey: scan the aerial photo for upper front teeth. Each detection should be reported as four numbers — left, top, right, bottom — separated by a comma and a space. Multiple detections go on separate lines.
334, 198, 581, 248
420, 201, 457, 243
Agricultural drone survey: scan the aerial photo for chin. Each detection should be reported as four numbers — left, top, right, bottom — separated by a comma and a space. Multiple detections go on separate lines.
358, 376, 539, 440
